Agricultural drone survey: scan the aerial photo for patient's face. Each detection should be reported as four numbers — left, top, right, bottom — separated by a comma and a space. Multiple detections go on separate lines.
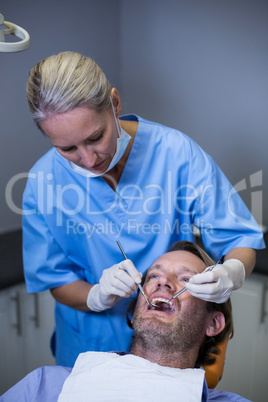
144, 250, 207, 315
132, 250, 212, 350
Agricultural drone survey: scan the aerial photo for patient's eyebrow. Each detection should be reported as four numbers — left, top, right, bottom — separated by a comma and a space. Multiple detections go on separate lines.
147, 264, 198, 275
148, 264, 161, 270
179, 266, 199, 275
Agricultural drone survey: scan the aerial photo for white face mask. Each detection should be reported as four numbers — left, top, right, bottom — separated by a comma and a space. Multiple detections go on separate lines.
68, 101, 131, 178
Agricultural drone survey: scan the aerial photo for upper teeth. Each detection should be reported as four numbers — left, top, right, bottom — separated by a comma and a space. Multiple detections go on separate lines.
151, 297, 175, 312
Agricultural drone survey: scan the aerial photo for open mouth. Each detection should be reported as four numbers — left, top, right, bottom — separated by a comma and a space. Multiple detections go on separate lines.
149, 297, 175, 314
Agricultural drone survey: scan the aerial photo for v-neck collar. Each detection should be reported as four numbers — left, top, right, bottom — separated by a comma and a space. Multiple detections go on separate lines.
116, 114, 149, 192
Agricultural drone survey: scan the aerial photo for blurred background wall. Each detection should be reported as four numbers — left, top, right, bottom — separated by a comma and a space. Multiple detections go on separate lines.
120, 0, 268, 229
1, 0, 267, 232
0, 0, 121, 232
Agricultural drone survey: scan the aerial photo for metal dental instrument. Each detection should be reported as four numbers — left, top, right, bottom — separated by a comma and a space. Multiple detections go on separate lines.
116, 240, 158, 308
170, 262, 220, 301
169, 281, 189, 300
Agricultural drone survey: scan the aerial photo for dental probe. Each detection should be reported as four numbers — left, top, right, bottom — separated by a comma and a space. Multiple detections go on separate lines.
170, 262, 220, 301
116, 240, 158, 308
169, 281, 189, 300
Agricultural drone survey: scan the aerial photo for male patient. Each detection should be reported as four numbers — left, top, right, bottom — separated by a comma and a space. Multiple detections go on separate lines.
1, 241, 250, 402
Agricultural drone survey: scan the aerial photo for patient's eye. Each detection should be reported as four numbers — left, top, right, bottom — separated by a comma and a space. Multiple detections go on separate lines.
147, 274, 159, 280
177, 276, 191, 283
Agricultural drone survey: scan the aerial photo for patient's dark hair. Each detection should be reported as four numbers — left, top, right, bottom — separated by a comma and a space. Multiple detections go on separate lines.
127, 240, 234, 367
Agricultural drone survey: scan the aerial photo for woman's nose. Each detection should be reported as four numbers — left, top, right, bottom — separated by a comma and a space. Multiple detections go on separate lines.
78, 147, 96, 168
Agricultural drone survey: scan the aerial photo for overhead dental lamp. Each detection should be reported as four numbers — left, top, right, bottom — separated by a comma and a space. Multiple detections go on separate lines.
0, 13, 30, 52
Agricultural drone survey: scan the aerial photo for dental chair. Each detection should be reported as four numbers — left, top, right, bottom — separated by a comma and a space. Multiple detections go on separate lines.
202, 337, 229, 389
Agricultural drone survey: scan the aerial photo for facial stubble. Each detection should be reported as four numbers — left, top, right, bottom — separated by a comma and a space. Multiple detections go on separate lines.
132, 302, 209, 354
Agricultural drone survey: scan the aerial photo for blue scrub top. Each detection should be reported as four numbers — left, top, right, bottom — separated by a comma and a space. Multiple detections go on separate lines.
22, 114, 265, 366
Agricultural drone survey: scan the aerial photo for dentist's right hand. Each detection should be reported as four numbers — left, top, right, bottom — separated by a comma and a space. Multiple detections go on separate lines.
87, 260, 142, 312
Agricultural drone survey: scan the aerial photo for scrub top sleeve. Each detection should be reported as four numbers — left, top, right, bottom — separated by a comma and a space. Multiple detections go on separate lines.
192, 152, 264, 262
22, 183, 85, 293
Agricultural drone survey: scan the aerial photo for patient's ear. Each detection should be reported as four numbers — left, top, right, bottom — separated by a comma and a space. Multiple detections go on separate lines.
206, 311, 225, 337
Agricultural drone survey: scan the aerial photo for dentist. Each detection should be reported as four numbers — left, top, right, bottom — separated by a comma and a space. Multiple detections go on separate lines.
23, 51, 264, 367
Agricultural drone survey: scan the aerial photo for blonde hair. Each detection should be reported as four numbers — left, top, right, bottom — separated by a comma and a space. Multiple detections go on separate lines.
26, 51, 111, 124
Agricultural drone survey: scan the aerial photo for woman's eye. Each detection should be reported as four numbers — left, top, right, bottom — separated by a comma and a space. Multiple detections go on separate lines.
60, 146, 76, 153
87, 132, 103, 143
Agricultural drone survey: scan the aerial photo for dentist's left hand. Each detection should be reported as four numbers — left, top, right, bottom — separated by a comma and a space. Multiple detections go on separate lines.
87, 260, 141, 312
184, 259, 245, 303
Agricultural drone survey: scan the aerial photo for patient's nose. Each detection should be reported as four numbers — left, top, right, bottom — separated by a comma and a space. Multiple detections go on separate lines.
157, 275, 174, 291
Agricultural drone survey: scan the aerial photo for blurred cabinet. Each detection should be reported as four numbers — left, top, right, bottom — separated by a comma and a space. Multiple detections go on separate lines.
0, 283, 55, 395
217, 273, 268, 402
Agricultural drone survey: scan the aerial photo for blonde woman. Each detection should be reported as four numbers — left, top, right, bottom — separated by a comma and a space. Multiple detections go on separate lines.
23, 51, 264, 367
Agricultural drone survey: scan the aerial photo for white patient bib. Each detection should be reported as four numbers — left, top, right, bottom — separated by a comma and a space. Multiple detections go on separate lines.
58, 352, 205, 402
